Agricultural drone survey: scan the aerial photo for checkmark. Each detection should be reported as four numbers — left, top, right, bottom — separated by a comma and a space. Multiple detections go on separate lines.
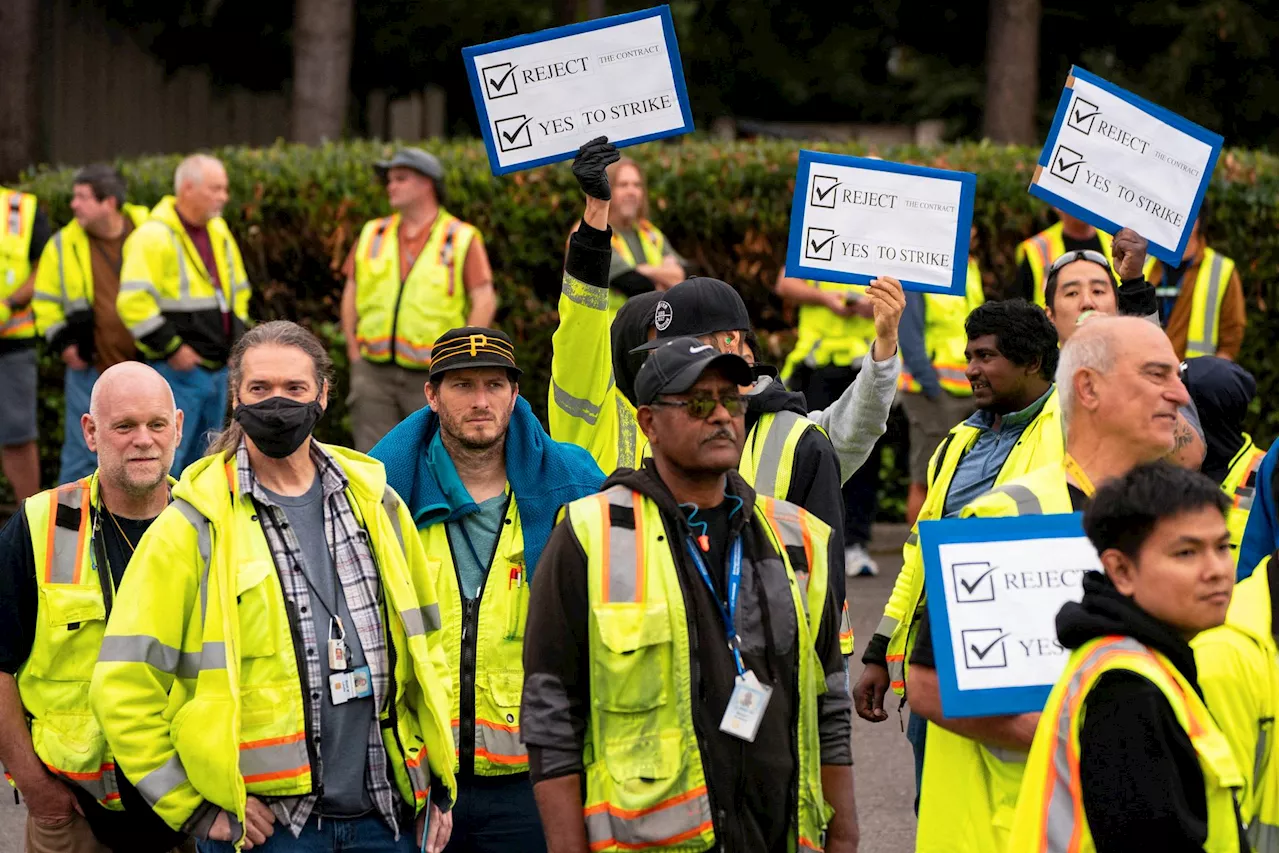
811, 175, 840, 208
482, 62, 519, 99
961, 628, 1010, 669
953, 561, 998, 603
494, 115, 533, 152
810, 233, 836, 253
969, 633, 1008, 660
1067, 97, 1099, 135
804, 227, 837, 261
1050, 145, 1084, 184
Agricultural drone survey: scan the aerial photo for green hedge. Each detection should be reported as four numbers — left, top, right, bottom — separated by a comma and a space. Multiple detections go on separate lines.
17, 139, 1279, 515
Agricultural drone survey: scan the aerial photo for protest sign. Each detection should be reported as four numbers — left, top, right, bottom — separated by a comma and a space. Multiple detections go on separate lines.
919, 513, 1102, 718
784, 150, 976, 296
463, 6, 693, 175
1030, 66, 1223, 264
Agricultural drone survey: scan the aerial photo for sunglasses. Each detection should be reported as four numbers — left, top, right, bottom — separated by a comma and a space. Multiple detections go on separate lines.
649, 392, 746, 419
1048, 249, 1110, 274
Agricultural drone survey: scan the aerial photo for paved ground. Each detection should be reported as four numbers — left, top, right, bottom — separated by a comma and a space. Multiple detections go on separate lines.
0, 528, 917, 853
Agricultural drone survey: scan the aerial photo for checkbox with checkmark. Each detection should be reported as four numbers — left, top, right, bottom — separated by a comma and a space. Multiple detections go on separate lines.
1067, 96, 1099, 135
961, 628, 1009, 670
495, 115, 534, 152
952, 562, 997, 603
1049, 144, 1085, 184
804, 227, 837, 262
482, 63, 519, 99
810, 174, 840, 209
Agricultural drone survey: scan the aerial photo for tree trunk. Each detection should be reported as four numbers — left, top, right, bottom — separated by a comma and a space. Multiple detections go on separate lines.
291, 0, 355, 145
0, 0, 40, 180
983, 0, 1041, 144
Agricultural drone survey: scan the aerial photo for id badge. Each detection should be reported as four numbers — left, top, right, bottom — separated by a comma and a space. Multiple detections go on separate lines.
329, 671, 354, 705
349, 665, 373, 699
719, 671, 772, 742
328, 638, 348, 671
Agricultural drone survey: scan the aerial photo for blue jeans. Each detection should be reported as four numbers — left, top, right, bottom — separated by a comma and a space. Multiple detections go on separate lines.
907, 711, 928, 815
151, 361, 228, 475
59, 366, 99, 484
443, 773, 546, 853
197, 813, 415, 853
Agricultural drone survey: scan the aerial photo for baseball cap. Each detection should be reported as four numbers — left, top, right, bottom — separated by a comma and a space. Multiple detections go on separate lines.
634, 337, 754, 405
631, 277, 752, 352
374, 148, 445, 182
428, 327, 523, 381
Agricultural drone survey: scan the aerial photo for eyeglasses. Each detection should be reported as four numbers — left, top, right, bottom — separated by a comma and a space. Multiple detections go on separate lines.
648, 393, 746, 419
1048, 249, 1110, 274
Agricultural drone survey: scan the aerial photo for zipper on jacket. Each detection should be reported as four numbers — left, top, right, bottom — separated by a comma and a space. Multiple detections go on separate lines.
90, 509, 115, 621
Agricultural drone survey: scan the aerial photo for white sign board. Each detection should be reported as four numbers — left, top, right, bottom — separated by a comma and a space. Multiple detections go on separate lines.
463, 6, 693, 175
785, 150, 976, 295
1030, 66, 1223, 264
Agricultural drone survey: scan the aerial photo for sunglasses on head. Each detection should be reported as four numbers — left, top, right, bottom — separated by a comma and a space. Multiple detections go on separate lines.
649, 392, 746, 419
1048, 249, 1110, 274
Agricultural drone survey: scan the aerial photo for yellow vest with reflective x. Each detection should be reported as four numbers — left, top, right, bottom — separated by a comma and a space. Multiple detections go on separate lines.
353, 211, 478, 368
900, 259, 986, 395
609, 220, 668, 314
1014, 223, 1155, 307
781, 281, 875, 381
1221, 437, 1266, 562
422, 493, 530, 775
0, 187, 38, 340
1009, 636, 1244, 853
89, 447, 456, 837
1181, 247, 1236, 359
566, 486, 831, 853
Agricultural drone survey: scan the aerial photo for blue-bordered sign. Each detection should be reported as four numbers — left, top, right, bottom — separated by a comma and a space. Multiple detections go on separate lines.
919, 513, 1101, 718
463, 6, 694, 176
785, 150, 976, 295
1030, 66, 1223, 265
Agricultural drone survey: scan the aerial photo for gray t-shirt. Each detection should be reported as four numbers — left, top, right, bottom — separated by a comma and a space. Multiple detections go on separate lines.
263, 477, 374, 817
447, 493, 509, 600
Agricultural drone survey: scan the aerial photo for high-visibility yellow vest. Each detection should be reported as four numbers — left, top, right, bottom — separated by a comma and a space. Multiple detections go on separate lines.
781, 281, 875, 381
422, 493, 530, 775
914, 463, 1075, 853
90, 446, 457, 838
1010, 636, 1245, 853
116, 196, 251, 361
566, 485, 831, 852
899, 259, 986, 395
882, 389, 1063, 695
0, 187, 39, 340
1194, 555, 1277, 853
1180, 247, 1236, 359
353, 210, 478, 369
608, 220, 667, 314
1014, 223, 1154, 307
33, 205, 150, 345
1222, 436, 1267, 562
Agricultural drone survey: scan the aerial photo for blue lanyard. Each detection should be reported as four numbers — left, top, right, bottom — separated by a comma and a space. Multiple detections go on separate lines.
684, 536, 746, 676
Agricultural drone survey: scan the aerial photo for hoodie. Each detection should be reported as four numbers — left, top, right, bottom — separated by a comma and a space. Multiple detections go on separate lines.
521, 462, 851, 853
1183, 357, 1258, 484
610, 290, 664, 406
1055, 572, 1247, 853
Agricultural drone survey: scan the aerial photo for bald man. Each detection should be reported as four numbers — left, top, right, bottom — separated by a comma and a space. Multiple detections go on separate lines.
0, 362, 191, 853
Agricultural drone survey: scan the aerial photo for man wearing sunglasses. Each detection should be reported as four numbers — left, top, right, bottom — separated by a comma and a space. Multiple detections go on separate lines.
524, 337, 858, 853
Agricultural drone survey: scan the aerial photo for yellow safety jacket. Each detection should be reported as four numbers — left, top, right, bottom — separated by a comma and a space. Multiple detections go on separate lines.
881, 389, 1063, 695
914, 463, 1075, 853
89, 446, 456, 842
1015, 222, 1155, 307
1194, 556, 1278, 853
609, 219, 667, 313
780, 281, 875, 382
1222, 437, 1267, 562
0, 187, 39, 340
117, 196, 251, 364
1174, 247, 1237, 359
1009, 636, 1245, 853
33, 205, 150, 347
422, 492, 530, 775
353, 210, 479, 369
566, 485, 832, 852
899, 259, 985, 395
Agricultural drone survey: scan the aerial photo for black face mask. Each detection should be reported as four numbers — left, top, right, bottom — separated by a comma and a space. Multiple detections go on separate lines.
233, 396, 324, 459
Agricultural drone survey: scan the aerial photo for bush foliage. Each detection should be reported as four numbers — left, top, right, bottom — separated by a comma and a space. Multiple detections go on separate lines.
18, 139, 1279, 512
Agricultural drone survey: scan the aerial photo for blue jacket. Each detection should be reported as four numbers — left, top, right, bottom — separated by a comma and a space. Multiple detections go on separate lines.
1238, 438, 1278, 579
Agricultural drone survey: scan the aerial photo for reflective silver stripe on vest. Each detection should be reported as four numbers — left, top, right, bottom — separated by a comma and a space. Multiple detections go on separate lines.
49, 485, 88, 584
751, 411, 803, 499
134, 753, 189, 806
382, 487, 406, 554
766, 502, 810, 612
603, 487, 642, 603
987, 484, 1043, 515
561, 274, 609, 310
617, 397, 639, 469
125, 314, 166, 338
906, 531, 918, 547
985, 745, 1029, 763
169, 231, 192, 300
584, 788, 713, 851
239, 735, 310, 781
55, 764, 118, 805
1041, 637, 1148, 848
476, 721, 527, 763
98, 634, 183, 673
53, 231, 68, 299
171, 499, 213, 627
1248, 818, 1278, 852
369, 219, 390, 259
552, 380, 606, 425
400, 605, 441, 637
1187, 252, 1226, 357
875, 615, 900, 639
176, 642, 228, 678
394, 338, 433, 365
8, 194, 22, 233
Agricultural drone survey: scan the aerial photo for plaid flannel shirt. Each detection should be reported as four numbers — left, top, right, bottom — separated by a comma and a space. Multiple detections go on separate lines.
237, 442, 401, 838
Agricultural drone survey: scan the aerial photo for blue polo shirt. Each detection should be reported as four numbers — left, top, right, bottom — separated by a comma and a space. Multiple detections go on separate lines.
941, 386, 1055, 518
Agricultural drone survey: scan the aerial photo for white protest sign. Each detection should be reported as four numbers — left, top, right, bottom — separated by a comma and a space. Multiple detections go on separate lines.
785, 150, 976, 295
463, 6, 693, 175
1030, 66, 1223, 264
920, 514, 1102, 717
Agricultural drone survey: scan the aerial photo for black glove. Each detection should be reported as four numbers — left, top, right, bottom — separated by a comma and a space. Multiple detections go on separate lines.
572, 136, 620, 201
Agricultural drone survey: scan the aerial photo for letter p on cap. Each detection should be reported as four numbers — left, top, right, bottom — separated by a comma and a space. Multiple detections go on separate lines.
469, 334, 488, 356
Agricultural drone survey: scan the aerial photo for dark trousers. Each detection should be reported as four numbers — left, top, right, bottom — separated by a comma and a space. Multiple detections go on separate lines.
443, 773, 547, 853
907, 711, 928, 815
797, 363, 882, 546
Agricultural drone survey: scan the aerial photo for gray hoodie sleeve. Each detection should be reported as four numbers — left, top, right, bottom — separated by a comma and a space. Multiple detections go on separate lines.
807, 348, 901, 483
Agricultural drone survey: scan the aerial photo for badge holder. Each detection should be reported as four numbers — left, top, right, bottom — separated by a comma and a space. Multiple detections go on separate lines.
326, 616, 374, 706
327, 616, 348, 671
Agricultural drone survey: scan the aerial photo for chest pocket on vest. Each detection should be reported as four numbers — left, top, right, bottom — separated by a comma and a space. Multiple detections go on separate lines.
237, 560, 281, 659
591, 602, 672, 713
28, 585, 106, 681
735, 559, 798, 659
402, 266, 455, 324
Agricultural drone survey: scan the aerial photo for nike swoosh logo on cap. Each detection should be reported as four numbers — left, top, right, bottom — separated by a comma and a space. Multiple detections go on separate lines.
689, 344, 714, 354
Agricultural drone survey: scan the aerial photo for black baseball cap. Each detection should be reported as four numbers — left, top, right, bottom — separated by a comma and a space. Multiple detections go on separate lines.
631, 277, 752, 352
374, 148, 445, 182
635, 337, 754, 405
428, 327, 523, 380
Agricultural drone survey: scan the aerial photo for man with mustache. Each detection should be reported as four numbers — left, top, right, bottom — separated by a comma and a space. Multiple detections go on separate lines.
523, 338, 858, 852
